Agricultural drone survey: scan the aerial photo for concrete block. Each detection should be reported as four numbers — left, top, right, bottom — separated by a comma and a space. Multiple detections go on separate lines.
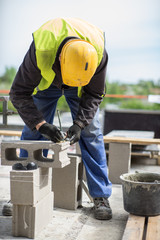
10, 168, 52, 205
1, 140, 70, 168
76, 142, 81, 154
108, 142, 131, 184
12, 191, 53, 239
75, 143, 87, 182
52, 156, 83, 210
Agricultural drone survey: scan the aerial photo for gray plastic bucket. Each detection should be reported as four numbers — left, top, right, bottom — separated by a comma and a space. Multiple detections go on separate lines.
120, 172, 160, 216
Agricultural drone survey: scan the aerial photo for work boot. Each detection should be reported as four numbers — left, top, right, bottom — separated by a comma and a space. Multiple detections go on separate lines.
93, 197, 112, 220
2, 200, 13, 216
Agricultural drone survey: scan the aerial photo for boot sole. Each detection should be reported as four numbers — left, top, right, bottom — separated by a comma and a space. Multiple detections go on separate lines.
95, 210, 112, 220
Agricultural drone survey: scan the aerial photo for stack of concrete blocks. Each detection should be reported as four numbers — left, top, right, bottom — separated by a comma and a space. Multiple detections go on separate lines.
1, 140, 83, 237
10, 168, 53, 239
52, 155, 83, 210
1, 140, 71, 238
108, 142, 131, 184
52, 142, 83, 210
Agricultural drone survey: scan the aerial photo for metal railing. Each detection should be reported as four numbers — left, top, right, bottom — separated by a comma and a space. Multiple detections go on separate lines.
0, 96, 24, 130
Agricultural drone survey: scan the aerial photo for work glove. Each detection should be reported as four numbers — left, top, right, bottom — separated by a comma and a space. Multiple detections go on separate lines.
39, 123, 64, 143
67, 124, 82, 145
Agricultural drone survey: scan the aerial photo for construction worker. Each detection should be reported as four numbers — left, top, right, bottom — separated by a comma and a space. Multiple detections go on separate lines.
10, 18, 112, 220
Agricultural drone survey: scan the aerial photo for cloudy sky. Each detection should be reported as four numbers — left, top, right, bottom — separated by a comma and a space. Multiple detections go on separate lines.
0, 0, 160, 84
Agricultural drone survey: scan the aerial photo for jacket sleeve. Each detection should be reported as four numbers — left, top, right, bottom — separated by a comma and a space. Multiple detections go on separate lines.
9, 41, 45, 130
74, 49, 108, 129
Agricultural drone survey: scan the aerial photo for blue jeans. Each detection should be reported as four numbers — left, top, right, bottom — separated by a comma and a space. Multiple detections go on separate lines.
20, 85, 112, 198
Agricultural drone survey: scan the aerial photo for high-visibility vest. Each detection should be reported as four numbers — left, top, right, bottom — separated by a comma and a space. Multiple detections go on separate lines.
33, 18, 104, 94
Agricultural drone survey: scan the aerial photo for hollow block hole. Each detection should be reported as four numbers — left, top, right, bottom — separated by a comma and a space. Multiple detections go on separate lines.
5, 148, 28, 161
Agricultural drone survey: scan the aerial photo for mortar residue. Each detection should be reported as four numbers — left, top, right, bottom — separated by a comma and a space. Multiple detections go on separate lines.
122, 173, 160, 183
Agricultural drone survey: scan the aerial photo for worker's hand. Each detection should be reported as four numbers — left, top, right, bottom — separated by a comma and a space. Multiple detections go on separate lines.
39, 123, 64, 143
67, 124, 81, 145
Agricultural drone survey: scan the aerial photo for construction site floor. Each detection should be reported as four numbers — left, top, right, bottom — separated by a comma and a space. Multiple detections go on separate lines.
0, 158, 160, 240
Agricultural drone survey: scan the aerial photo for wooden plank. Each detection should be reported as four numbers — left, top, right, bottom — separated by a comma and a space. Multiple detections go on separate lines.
103, 136, 160, 145
0, 130, 21, 137
122, 214, 145, 240
146, 216, 160, 240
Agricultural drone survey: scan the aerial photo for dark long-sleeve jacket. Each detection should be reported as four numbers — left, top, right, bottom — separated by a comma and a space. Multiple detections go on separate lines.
9, 40, 108, 130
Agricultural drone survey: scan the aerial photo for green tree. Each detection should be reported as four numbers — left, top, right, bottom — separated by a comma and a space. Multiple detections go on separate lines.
56, 95, 70, 111
0, 66, 17, 88
133, 80, 155, 95
100, 80, 126, 108
120, 99, 160, 110
156, 79, 160, 88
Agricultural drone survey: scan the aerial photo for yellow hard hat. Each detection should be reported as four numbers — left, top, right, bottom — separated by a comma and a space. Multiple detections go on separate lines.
60, 39, 98, 87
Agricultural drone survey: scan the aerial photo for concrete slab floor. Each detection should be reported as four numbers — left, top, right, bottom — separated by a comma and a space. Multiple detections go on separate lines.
0, 159, 160, 240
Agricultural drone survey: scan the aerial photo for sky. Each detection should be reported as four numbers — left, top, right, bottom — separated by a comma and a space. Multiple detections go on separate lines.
0, 0, 160, 84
